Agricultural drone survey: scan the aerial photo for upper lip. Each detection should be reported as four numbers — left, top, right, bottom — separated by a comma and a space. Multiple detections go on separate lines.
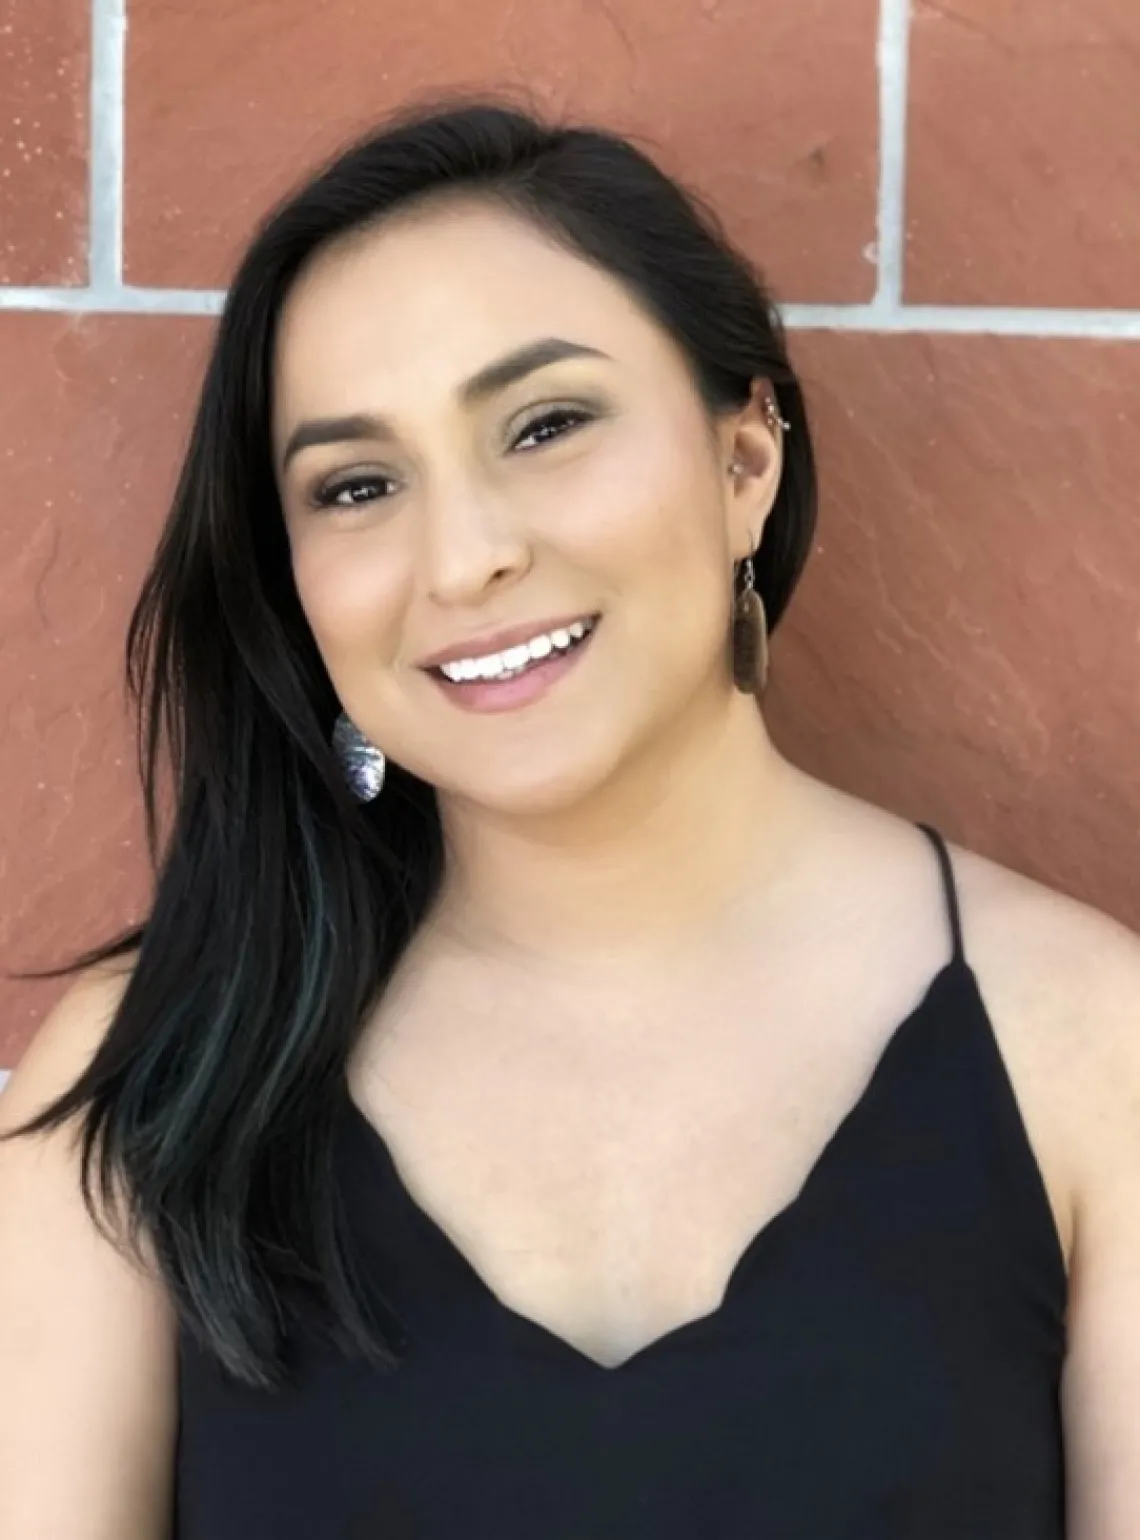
417, 613, 598, 670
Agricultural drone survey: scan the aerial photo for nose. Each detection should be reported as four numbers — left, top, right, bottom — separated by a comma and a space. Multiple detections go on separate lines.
419, 477, 532, 608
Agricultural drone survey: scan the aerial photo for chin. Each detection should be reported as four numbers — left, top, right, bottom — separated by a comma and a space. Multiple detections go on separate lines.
434, 740, 630, 820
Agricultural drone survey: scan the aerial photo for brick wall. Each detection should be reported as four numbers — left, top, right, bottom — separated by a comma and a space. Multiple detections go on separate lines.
2, 0, 1138, 1073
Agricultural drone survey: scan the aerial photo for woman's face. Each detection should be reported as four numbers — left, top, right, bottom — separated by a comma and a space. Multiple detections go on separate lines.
272, 196, 780, 814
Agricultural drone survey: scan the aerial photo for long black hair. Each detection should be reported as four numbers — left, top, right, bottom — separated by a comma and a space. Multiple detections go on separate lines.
3, 93, 818, 1389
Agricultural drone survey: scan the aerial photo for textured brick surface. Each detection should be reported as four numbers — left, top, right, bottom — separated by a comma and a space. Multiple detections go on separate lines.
0, 313, 213, 1061
768, 328, 1140, 924
0, 0, 89, 284
124, 0, 880, 300
907, 0, 1140, 306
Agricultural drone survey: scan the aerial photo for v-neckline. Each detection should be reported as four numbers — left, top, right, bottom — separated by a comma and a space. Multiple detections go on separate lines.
342, 958, 967, 1375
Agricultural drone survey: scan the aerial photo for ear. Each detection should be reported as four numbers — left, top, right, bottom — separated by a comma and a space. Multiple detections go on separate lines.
719, 377, 785, 562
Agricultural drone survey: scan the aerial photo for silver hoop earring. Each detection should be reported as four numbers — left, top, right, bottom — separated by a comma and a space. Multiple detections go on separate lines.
331, 710, 386, 802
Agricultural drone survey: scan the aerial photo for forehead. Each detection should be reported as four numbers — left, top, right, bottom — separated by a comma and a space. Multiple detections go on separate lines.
271, 198, 680, 430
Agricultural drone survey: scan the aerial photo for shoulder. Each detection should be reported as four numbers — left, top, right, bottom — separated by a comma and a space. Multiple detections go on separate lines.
0, 950, 146, 1255
0, 950, 179, 1536
0, 949, 149, 1258
946, 837, 1140, 1246
2, 952, 140, 1119
949, 835, 1140, 1077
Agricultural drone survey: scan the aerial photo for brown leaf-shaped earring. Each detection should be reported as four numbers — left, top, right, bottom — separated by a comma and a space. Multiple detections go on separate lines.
731, 548, 769, 696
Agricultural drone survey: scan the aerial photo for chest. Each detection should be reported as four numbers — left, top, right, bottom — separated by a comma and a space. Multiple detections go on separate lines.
346, 950, 1062, 1370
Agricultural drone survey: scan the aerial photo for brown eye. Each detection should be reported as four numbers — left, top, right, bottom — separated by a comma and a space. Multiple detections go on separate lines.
511, 406, 593, 453
311, 473, 396, 510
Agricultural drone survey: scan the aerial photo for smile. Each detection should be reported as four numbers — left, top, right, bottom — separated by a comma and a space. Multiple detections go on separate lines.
434, 617, 598, 683
426, 615, 600, 715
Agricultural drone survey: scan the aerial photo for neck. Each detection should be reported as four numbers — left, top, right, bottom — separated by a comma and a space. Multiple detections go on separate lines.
431, 690, 812, 970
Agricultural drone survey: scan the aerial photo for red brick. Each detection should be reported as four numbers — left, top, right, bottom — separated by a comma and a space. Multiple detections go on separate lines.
768, 330, 1140, 924
0, 313, 213, 1062
0, 0, 89, 284
125, 0, 880, 302
907, 0, 1140, 306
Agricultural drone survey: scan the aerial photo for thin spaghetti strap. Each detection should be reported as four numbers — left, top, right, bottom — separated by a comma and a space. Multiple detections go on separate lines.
914, 822, 965, 963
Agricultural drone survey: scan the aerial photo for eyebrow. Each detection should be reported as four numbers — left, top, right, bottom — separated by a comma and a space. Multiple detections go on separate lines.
279, 336, 611, 472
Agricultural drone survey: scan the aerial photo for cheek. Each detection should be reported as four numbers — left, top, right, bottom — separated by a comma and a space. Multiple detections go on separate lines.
574, 422, 728, 612
559, 415, 716, 569
290, 535, 409, 668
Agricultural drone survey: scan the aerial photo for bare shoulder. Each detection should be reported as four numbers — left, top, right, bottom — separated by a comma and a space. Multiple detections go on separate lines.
945, 837, 1140, 1248
1, 951, 140, 1123
0, 948, 179, 1540
948, 835, 1140, 1070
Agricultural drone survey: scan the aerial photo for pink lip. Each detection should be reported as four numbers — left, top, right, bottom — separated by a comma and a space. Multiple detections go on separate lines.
427, 619, 598, 714
417, 613, 598, 671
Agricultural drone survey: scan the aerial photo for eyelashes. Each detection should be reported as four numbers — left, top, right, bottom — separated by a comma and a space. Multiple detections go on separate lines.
511, 404, 593, 452
310, 471, 397, 511
307, 403, 597, 512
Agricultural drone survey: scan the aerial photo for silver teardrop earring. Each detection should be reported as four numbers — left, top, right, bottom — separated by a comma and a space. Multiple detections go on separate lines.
331, 710, 386, 802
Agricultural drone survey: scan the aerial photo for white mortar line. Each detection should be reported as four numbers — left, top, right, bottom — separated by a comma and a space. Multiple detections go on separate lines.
780, 303, 1140, 339
0, 284, 224, 313
3, 284, 1140, 338
873, 0, 912, 314
89, 0, 127, 294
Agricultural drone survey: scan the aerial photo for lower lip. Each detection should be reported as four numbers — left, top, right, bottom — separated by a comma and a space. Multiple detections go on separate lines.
426, 624, 598, 714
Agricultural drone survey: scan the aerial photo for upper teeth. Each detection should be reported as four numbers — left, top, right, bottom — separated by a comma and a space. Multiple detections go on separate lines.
438, 618, 595, 682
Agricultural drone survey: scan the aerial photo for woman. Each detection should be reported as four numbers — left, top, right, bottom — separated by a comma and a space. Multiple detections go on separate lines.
0, 97, 1137, 1539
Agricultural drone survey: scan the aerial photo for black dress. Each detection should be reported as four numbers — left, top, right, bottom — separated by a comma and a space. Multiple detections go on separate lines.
174, 823, 1068, 1538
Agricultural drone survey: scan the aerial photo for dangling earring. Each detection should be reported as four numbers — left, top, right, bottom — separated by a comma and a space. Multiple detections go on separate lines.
727, 394, 781, 696
331, 710, 386, 801
731, 549, 769, 696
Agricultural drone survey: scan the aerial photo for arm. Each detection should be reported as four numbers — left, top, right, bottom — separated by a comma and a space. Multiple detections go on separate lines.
1060, 927, 1140, 1539
0, 962, 178, 1540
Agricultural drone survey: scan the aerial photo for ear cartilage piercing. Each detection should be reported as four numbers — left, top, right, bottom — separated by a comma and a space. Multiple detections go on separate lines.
764, 397, 791, 432
730, 397, 792, 474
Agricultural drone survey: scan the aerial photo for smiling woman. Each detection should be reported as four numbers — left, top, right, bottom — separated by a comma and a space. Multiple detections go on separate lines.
1, 92, 1136, 1540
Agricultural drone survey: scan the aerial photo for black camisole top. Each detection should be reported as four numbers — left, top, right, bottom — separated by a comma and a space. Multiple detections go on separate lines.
174, 823, 1069, 1537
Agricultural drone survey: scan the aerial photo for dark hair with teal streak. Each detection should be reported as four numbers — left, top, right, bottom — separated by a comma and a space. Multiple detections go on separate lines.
3, 93, 818, 1389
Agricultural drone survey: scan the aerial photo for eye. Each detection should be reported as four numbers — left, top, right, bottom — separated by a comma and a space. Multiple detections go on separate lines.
511, 405, 594, 453
309, 472, 398, 511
